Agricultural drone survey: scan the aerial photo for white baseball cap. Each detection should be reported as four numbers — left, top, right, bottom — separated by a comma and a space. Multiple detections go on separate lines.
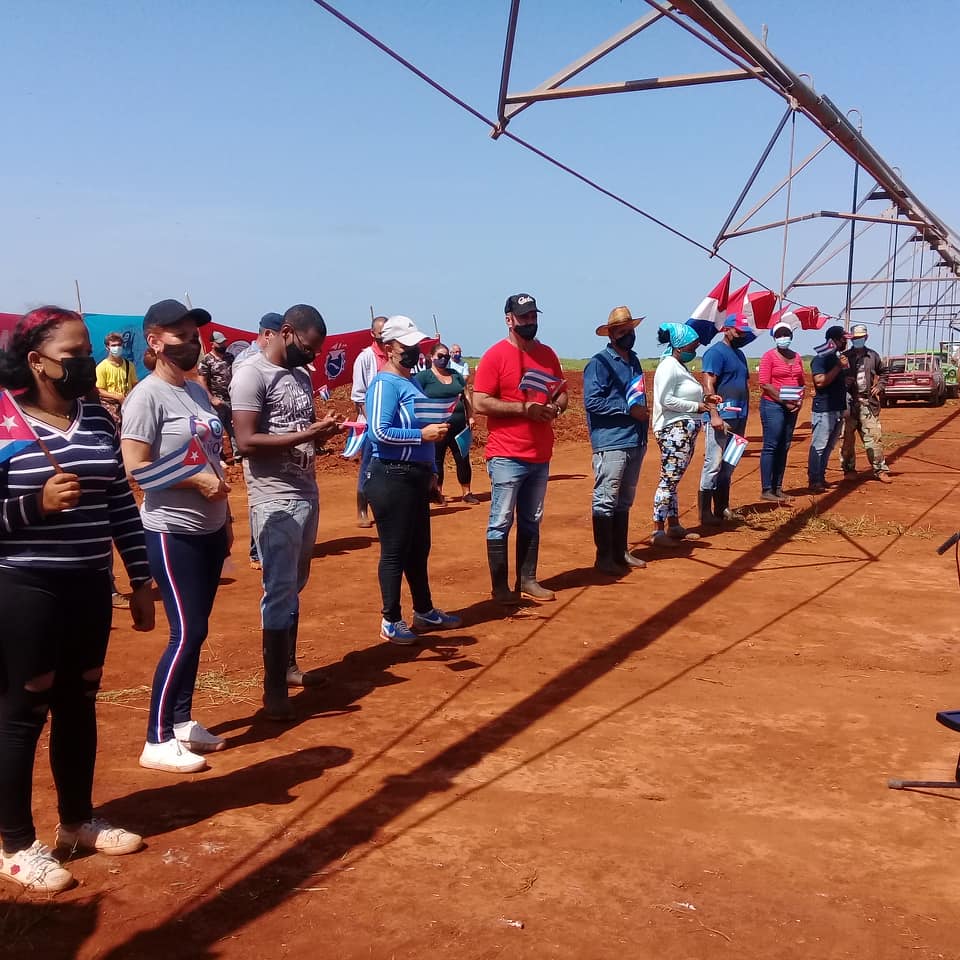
381, 315, 427, 346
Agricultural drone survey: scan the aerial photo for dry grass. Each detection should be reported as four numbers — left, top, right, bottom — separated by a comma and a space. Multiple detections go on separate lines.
98, 669, 260, 705
740, 504, 935, 541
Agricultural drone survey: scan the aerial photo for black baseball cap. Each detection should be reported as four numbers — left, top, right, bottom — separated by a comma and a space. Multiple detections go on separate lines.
143, 299, 212, 333
259, 312, 283, 331
825, 324, 846, 342
504, 293, 541, 317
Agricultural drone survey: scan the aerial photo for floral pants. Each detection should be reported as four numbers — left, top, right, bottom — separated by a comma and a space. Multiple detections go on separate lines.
653, 418, 701, 522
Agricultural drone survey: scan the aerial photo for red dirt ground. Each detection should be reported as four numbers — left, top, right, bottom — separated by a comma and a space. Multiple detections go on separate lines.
5, 374, 960, 960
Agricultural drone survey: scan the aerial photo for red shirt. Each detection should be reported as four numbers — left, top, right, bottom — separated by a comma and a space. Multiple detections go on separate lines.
474, 338, 563, 463
758, 348, 805, 396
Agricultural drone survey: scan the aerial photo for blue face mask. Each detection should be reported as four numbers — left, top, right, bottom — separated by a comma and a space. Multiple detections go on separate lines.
775, 336, 793, 349
852, 337, 867, 349
679, 349, 697, 363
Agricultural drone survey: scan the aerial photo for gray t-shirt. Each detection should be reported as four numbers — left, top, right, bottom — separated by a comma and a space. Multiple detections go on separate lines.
229, 352, 318, 506
121, 376, 228, 534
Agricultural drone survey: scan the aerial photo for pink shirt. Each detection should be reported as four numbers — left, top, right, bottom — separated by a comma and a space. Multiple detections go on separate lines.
759, 348, 805, 398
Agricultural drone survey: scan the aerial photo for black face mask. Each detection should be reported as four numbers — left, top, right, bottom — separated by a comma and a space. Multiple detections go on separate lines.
398, 346, 421, 370
43, 355, 97, 400
433, 355, 450, 369
161, 340, 202, 371
284, 341, 314, 370
730, 336, 747, 350
514, 322, 538, 341
614, 330, 636, 351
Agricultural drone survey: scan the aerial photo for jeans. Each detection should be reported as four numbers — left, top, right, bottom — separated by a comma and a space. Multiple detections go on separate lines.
0, 567, 111, 852
364, 459, 433, 623
357, 433, 374, 493
250, 499, 319, 631
699, 417, 747, 493
486, 458, 550, 540
591, 446, 644, 517
808, 410, 844, 485
760, 399, 798, 493
144, 527, 227, 744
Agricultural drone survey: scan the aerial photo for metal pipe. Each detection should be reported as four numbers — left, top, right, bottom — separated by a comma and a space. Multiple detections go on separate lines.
494, 0, 522, 134
723, 210, 923, 241
504, 69, 752, 103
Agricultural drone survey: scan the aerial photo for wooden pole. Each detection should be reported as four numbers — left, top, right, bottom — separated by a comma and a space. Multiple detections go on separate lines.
369, 305, 375, 321
185, 292, 194, 309
35, 436, 64, 474
74, 279, 83, 315
432, 313, 440, 337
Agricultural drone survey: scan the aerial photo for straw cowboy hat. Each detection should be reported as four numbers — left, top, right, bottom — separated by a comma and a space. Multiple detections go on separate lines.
596, 305, 644, 337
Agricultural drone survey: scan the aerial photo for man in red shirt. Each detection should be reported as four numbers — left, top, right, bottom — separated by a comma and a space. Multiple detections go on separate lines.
473, 294, 568, 604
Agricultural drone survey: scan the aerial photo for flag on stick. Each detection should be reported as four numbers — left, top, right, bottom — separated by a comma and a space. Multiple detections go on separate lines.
342, 425, 366, 459
316, 384, 330, 401
0, 390, 40, 466
132, 437, 207, 490
721, 434, 749, 468
413, 397, 458, 424
626, 374, 646, 408
518, 369, 564, 398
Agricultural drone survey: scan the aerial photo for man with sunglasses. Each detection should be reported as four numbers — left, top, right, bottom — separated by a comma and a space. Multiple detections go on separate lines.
230, 305, 342, 720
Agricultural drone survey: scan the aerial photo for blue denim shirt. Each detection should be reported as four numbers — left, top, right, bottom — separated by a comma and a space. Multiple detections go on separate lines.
583, 346, 648, 453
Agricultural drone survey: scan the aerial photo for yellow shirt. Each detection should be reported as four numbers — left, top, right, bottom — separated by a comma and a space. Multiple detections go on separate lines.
96, 356, 138, 397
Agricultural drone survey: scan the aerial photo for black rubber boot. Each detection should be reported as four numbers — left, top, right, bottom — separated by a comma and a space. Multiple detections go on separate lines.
698, 489, 722, 526
592, 515, 627, 576
516, 531, 555, 602
613, 511, 646, 569
713, 485, 732, 521
286, 613, 326, 688
262, 628, 294, 720
486, 539, 521, 605
357, 491, 373, 528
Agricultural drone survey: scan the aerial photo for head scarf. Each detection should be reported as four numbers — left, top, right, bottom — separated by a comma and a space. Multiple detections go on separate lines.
658, 322, 700, 357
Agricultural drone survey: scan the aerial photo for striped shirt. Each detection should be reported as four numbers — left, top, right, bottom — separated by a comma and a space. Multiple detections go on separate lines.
0, 401, 151, 585
367, 372, 436, 465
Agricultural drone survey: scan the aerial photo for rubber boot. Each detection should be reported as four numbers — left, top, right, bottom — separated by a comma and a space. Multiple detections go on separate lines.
613, 511, 646, 569
357, 490, 374, 528
516, 530, 555, 602
286, 613, 325, 688
713, 485, 732, 521
592, 515, 627, 576
262, 628, 294, 720
698, 489, 722, 527
486, 539, 521, 605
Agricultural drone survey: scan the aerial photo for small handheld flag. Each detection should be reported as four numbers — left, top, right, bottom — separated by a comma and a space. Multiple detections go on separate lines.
814, 340, 837, 356
316, 384, 331, 401
626, 374, 646, 408
413, 397, 458, 425
721, 434, 749, 468
342, 425, 366, 459
454, 426, 472, 460
779, 386, 804, 402
0, 390, 41, 467
132, 437, 207, 491
717, 402, 742, 414
518, 368, 563, 398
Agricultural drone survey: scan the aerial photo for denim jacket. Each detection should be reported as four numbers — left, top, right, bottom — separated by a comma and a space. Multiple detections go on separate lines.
583, 345, 648, 453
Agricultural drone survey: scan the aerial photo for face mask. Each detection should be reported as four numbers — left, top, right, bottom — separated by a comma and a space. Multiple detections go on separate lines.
852, 337, 866, 349
282, 333, 315, 370
730, 336, 747, 350
514, 322, 538, 341
398, 345, 421, 369
774, 336, 793, 349
433, 355, 450, 369
42, 355, 97, 400
614, 330, 636, 351
679, 349, 697, 363
452, 352, 461, 361
160, 339, 202, 371
108, 345, 123, 357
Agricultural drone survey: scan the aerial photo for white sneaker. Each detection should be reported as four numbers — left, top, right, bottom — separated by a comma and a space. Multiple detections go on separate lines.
173, 719, 226, 754
56, 818, 143, 857
139, 738, 206, 773
0, 840, 73, 893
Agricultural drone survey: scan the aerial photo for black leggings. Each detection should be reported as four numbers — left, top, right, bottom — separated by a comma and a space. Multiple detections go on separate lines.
364, 459, 433, 622
0, 567, 111, 852
434, 426, 472, 490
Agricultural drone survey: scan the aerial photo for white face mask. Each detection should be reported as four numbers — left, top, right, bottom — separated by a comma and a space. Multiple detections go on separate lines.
109, 345, 123, 357
774, 336, 792, 349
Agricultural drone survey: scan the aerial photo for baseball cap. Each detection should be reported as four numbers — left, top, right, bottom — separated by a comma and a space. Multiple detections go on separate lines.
211, 331, 226, 345
825, 324, 846, 342
259, 312, 283, 331
504, 294, 541, 317
143, 299, 211, 332
381, 315, 427, 346
851, 324, 869, 338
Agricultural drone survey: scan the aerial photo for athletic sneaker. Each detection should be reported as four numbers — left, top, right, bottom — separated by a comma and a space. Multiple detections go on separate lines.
412, 608, 463, 632
380, 619, 418, 645
173, 719, 226, 754
56, 818, 143, 857
0, 841, 73, 893
139, 738, 206, 774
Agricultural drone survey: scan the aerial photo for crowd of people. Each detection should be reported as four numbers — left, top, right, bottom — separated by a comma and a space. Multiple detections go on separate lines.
0, 294, 889, 893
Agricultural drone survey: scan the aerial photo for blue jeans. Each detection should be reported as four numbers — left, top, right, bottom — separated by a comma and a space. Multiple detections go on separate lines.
486, 458, 550, 540
250, 499, 319, 631
807, 410, 844, 485
699, 417, 747, 492
591, 446, 644, 517
357, 433, 373, 493
759, 399, 798, 493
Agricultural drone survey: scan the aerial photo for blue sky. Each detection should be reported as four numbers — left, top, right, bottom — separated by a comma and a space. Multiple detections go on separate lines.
3, 0, 958, 357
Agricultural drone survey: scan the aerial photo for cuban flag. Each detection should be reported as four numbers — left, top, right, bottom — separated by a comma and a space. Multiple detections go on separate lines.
687, 272, 731, 345
0, 390, 39, 465
132, 437, 208, 491
413, 397, 458, 425
814, 339, 838, 356
717, 402, 742, 414
721, 433, 749, 468
779, 386, 804, 402
316, 384, 331, 401
518, 368, 564, 398
723, 283, 774, 335
342, 424, 366, 459
771, 304, 825, 332
625, 374, 646, 408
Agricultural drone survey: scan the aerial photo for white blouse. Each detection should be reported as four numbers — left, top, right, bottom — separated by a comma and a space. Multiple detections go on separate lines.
652, 355, 704, 432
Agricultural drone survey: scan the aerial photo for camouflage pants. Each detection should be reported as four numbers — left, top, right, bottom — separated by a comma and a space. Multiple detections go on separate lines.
840, 407, 888, 475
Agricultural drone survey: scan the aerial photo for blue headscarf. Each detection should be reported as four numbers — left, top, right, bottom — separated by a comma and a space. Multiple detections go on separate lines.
658, 322, 700, 357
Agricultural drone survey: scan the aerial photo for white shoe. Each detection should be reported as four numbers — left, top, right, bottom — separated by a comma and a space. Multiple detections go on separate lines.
56, 818, 143, 856
0, 840, 73, 893
173, 719, 226, 754
139, 738, 206, 773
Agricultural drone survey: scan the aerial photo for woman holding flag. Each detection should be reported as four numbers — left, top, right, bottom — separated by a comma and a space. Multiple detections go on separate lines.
415, 342, 478, 505
363, 316, 462, 644
0, 306, 153, 893
121, 299, 232, 774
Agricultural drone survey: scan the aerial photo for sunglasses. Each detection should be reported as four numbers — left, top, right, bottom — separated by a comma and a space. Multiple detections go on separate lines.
434, 354, 450, 361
